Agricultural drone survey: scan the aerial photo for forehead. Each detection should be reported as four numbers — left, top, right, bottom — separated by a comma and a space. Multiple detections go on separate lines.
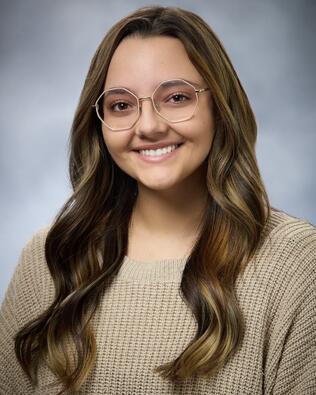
104, 36, 204, 93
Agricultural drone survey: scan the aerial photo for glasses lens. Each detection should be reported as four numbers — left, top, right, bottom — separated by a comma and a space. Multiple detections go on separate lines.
153, 80, 197, 122
99, 88, 138, 130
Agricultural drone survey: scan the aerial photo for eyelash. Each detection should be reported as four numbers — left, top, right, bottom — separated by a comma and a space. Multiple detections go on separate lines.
110, 100, 135, 112
166, 93, 190, 103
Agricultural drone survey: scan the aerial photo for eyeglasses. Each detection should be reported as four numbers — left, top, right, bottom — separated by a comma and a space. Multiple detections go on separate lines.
93, 78, 209, 131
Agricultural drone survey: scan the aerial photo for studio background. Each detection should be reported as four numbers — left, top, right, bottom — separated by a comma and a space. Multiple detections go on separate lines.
1, 0, 315, 301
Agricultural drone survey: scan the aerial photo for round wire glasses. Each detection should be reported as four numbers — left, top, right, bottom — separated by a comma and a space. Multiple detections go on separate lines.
93, 78, 209, 131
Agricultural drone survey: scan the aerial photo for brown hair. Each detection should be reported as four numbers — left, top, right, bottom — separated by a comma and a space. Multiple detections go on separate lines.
15, 6, 270, 394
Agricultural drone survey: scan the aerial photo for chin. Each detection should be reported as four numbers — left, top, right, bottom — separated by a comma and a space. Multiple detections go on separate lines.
137, 178, 183, 192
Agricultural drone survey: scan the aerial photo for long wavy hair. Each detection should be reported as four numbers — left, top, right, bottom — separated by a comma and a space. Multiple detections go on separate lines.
15, 6, 270, 394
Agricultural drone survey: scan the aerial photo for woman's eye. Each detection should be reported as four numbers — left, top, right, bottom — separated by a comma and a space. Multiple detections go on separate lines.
169, 93, 189, 103
111, 102, 130, 112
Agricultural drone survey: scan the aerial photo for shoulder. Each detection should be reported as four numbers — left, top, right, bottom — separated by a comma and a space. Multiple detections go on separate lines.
243, 208, 316, 310
9, 226, 55, 318
20, 225, 50, 261
265, 208, 316, 243
259, 208, 316, 271
23, 224, 53, 282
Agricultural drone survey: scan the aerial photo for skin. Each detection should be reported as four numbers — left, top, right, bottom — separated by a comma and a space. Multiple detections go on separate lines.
102, 36, 215, 260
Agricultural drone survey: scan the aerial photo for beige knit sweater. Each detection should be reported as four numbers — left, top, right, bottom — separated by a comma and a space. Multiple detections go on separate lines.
1, 210, 316, 394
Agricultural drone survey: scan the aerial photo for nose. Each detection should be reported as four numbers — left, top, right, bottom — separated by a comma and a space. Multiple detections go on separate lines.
134, 97, 168, 137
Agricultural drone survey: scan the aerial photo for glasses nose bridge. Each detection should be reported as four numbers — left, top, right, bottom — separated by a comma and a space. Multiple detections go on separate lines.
138, 95, 155, 107
137, 94, 159, 115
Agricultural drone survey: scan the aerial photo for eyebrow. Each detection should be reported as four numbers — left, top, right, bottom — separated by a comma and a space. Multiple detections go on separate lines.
104, 78, 205, 93
105, 88, 131, 94
160, 79, 202, 88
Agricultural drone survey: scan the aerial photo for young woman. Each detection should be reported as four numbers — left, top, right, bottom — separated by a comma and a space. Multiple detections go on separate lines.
1, 6, 315, 395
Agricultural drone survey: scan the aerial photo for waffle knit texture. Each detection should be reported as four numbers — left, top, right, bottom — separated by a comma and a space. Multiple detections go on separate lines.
1, 209, 316, 394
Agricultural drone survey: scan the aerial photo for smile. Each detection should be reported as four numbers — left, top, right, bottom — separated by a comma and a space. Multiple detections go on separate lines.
134, 143, 183, 163
139, 144, 178, 157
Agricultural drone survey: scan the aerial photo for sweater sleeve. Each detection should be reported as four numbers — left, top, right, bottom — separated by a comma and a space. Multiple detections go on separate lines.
270, 227, 316, 395
0, 229, 51, 395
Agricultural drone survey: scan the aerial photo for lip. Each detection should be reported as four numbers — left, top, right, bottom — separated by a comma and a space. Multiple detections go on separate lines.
133, 143, 183, 163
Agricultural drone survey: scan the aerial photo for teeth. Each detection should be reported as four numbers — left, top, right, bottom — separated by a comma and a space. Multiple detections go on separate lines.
139, 144, 178, 157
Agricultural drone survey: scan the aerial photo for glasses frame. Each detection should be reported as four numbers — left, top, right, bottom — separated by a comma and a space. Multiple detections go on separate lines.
92, 78, 209, 131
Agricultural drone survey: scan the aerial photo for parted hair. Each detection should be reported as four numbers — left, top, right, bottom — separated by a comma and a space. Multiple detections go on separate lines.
15, 6, 270, 394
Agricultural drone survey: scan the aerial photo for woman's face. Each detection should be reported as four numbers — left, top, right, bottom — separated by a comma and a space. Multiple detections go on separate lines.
102, 35, 214, 192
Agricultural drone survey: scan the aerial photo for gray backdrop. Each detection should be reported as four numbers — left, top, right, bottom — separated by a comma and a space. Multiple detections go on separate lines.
1, 0, 315, 301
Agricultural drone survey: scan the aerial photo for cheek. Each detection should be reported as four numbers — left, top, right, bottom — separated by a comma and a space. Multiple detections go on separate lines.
196, 99, 215, 147
102, 130, 133, 171
102, 130, 126, 156
184, 116, 215, 150
200, 113, 215, 152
